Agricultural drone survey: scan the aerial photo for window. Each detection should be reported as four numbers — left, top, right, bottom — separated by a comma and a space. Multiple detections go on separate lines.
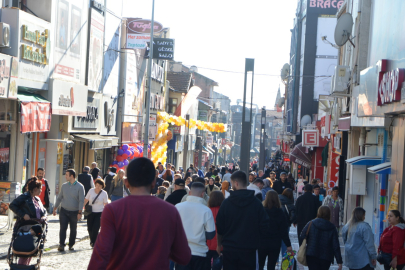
169, 98, 178, 114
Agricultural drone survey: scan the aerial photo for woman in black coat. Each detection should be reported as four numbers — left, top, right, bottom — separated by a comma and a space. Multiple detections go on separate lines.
10, 177, 47, 221
259, 190, 292, 270
279, 188, 296, 256
300, 206, 342, 270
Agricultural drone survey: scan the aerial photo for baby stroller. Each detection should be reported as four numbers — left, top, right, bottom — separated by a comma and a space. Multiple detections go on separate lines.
7, 218, 48, 270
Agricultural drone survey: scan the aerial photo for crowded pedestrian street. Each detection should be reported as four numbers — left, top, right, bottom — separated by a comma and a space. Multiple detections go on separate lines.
0, 0, 403, 269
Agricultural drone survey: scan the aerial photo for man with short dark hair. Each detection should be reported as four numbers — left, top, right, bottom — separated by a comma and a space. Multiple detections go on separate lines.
294, 184, 319, 245
53, 169, 85, 251
216, 171, 269, 269
104, 167, 116, 196
88, 158, 191, 269
181, 177, 209, 205
248, 172, 255, 184
175, 182, 215, 270
272, 172, 292, 194
313, 184, 322, 208
166, 179, 188, 206
164, 174, 189, 200
78, 166, 94, 196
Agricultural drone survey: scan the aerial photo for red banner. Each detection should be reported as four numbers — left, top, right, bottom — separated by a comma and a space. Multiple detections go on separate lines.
20, 102, 51, 133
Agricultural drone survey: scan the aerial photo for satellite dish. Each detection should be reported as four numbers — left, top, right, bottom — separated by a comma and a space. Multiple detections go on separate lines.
334, 13, 354, 46
280, 63, 290, 82
300, 115, 312, 129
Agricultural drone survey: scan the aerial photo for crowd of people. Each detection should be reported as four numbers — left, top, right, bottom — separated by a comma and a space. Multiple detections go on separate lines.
7, 158, 405, 270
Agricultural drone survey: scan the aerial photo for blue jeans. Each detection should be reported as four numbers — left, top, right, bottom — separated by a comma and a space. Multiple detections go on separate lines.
111, 195, 123, 202
169, 260, 174, 270
280, 227, 290, 258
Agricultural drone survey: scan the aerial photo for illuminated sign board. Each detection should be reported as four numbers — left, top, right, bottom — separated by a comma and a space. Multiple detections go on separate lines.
21, 25, 48, 65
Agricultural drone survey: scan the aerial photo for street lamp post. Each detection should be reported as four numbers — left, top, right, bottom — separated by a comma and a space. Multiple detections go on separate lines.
259, 107, 266, 170
143, 0, 155, 157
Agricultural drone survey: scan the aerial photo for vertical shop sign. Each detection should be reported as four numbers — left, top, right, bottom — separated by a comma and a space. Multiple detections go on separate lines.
328, 152, 340, 189
88, 8, 104, 91
387, 181, 399, 215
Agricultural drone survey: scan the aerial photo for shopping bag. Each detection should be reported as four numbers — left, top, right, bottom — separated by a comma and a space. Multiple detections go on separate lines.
281, 251, 296, 270
297, 222, 312, 266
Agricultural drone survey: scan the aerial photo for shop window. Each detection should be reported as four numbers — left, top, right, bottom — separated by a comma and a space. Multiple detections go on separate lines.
169, 98, 177, 114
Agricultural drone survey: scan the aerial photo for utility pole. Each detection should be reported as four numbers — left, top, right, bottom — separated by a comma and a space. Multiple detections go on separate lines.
143, 0, 155, 157
240, 58, 255, 175
182, 115, 190, 171
259, 107, 266, 170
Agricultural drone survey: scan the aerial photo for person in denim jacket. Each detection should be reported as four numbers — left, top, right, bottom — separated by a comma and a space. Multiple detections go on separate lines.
342, 207, 377, 270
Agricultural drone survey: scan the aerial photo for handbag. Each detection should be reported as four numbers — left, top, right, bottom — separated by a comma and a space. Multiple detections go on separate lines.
377, 252, 392, 265
84, 191, 102, 216
297, 221, 312, 266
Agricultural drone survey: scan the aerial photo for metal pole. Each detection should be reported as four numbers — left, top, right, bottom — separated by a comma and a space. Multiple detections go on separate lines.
143, 0, 155, 157
182, 115, 190, 171
259, 107, 266, 171
240, 59, 254, 175
198, 132, 203, 169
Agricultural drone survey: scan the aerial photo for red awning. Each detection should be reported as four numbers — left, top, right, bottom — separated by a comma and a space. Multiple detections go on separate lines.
20, 102, 51, 133
290, 142, 312, 168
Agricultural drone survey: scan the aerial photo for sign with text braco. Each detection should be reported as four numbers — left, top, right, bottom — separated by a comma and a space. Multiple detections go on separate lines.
309, 0, 344, 9
127, 19, 164, 34
153, 38, 174, 60
302, 130, 319, 147
377, 59, 405, 106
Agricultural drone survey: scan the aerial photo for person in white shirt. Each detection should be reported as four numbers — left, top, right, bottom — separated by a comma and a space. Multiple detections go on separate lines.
83, 179, 108, 247
175, 182, 216, 270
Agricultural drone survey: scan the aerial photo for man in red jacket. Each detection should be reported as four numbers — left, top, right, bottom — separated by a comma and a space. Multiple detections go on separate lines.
88, 157, 191, 270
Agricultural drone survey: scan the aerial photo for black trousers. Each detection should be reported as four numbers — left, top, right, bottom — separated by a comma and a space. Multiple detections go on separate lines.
59, 207, 78, 247
87, 212, 102, 245
384, 264, 405, 270
258, 249, 279, 270
350, 265, 374, 270
175, 255, 206, 270
297, 223, 305, 246
205, 250, 223, 270
306, 256, 331, 270
223, 248, 257, 270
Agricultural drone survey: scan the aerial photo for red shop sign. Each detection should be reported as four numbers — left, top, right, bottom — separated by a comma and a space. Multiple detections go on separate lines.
377, 59, 405, 106
20, 102, 51, 133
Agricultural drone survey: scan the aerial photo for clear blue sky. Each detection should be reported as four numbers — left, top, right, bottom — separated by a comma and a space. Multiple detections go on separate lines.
123, 0, 298, 109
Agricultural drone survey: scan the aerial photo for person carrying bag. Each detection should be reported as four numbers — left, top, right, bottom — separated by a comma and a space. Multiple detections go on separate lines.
297, 221, 312, 266
83, 179, 108, 247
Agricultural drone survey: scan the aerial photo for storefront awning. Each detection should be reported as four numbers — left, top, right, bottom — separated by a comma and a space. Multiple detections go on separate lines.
17, 92, 49, 103
101, 136, 119, 146
345, 156, 381, 166
41, 139, 73, 144
368, 162, 391, 175
73, 135, 116, 149
203, 146, 213, 155
206, 145, 215, 154
290, 142, 312, 169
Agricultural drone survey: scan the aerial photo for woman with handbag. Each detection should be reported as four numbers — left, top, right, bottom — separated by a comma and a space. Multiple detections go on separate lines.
378, 210, 405, 270
84, 179, 108, 247
299, 206, 342, 270
259, 190, 292, 270
109, 169, 130, 201
279, 188, 296, 257
342, 207, 377, 270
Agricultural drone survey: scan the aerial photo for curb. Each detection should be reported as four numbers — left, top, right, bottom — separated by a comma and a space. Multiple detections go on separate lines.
0, 235, 90, 260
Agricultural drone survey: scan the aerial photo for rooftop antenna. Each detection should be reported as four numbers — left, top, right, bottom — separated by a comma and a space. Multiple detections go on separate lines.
334, 13, 355, 47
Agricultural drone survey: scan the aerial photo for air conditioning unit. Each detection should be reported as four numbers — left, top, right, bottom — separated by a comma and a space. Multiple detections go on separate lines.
330, 65, 350, 95
0, 23, 10, 48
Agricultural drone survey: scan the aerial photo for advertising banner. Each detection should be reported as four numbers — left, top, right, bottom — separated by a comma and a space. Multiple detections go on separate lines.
54, 0, 88, 84
9, 57, 18, 99
20, 102, 52, 133
127, 34, 149, 49
0, 54, 11, 99
387, 181, 400, 216
126, 18, 164, 34
50, 79, 88, 116
73, 96, 100, 129
88, 8, 104, 92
